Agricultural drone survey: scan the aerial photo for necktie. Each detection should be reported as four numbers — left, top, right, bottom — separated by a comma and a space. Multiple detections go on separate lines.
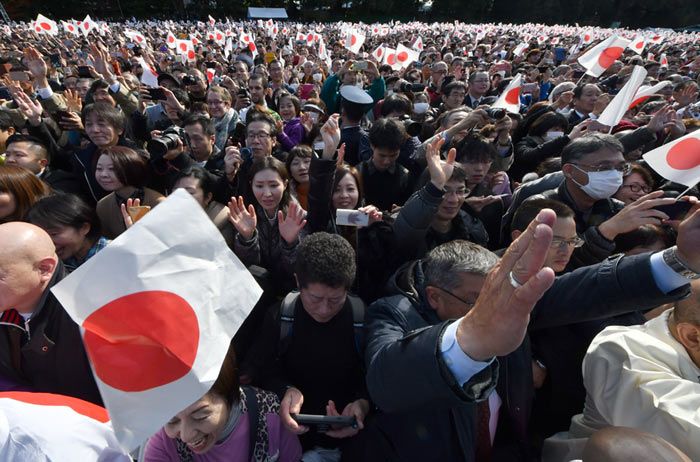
475, 399, 492, 462
1, 309, 25, 372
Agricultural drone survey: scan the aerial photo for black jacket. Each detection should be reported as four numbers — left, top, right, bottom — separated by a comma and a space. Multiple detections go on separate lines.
0, 262, 102, 405
364, 253, 690, 462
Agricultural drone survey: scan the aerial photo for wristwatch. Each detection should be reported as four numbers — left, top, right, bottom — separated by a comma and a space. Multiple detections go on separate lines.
662, 246, 700, 280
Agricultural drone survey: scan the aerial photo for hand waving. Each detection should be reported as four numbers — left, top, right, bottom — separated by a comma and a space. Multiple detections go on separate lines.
227, 196, 257, 241
278, 201, 307, 244
426, 136, 456, 190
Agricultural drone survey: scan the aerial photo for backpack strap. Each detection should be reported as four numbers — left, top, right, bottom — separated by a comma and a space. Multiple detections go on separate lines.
348, 294, 366, 355
243, 386, 259, 462
278, 291, 300, 354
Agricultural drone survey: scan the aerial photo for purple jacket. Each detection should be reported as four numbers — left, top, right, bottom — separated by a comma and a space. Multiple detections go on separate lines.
278, 118, 305, 151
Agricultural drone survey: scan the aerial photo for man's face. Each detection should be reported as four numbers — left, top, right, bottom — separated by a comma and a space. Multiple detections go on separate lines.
544, 217, 578, 273
63, 76, 78, 92
564, 147, 626, 199
370, 146, 400, 172
4, 142, 47, 174
184, 123, 215, 161
299, 282, 347, 323
269, 63, 283, 82
76, 79, 92, 100
234, 63, 249, 84
443, 87, 466, 110
574, 84, 601, 114
0, 257, 44, 312
427, 272, 486, 321
431, 63, 448, 86
435, 180, 468, 221
0, 126, 15, 152
248, 78, 265, 105
460, 159, 493, 186
469, 72, 490, 96
93, 88, 116, 106
245, 121, 275, 158
206, 92, 231, 119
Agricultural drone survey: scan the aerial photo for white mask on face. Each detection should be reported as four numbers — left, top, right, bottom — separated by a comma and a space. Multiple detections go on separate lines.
413, 102, 430, 114
313, 73, 323, 82
544, 131, 564, 141
571, 165, 623, 200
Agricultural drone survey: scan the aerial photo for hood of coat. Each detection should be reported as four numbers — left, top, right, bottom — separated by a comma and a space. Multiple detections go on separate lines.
384, 259, 443, 325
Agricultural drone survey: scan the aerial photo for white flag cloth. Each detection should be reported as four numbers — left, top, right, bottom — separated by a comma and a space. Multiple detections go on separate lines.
597, 65, 647, 128
382, 47, 401, 71
80, 15, 97, 37
344, 30, 366, 54
137, 57, 159, 88
492, 74, 523, 114
628, 34, 646, 55
166, 31, 177, 49
512, 42, 528, 57
124, 29, 147, 46
372, 44, 385, 62
629, 81, 672, 110
51, 190, 262, 451
643, 131, 700, 188
395, 43, 420, 70
34, 14, 58, 35
224, 37, 233, 59
0, 392, 130, 461
577, 34, 631, 77
62, 20, 79, 35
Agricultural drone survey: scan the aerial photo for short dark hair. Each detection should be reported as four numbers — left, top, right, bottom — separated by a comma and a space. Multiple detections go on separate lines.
511, 198, 575, 233
528, 112, 569, 137
423, 240, 499, 292
82, 102, 126, 134
368, 118, 407, 151
614, 224, 675, 255
277, 92, 301, 116
249, 73, 268, 88
341, 100, 366, 123
443, 80, 467, 97
573, 83, 600, 100
183, 114, 215, 137
0, 111, 14, 131
28, 193, 101, 240
6, 134, 49, 161
245, 109, 278, 137
174, 166, 216, 196
98, 146, 148, 188
561, 133, 623, 164
295, 232, 356, 289
285, 144, 313, 183
455, 133, 497, 164
380, 94, 413, 118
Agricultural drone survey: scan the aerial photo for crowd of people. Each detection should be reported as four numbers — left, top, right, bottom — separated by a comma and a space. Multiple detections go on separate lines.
0, 14, 700, 462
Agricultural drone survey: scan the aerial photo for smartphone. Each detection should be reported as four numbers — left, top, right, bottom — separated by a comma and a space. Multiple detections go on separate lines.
56, 109, 72, 121
127, 205, 151, 223
9, 71, 30, 81
336, 209, 370, 227
240, 147, 253, 162
351, 61, 368, 71
77, 66, 92, 78
655, 201, 693, 220
291, 414, 357, 432
0, 87, 12, 100
147, 88, 167, 101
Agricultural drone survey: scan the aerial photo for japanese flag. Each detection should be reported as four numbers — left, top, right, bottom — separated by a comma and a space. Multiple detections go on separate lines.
137, 57, 159, 88
536, 34, 548, 46
648, 34, 664, 45
628, 35, 646, 55
51, 190, 262, 451
512, 42, 528, 57
80, 15, 97, 37
295, 31, 305, 43
190, 34, 200, 46
62, 20, 79, 36
491, 74, 523, 114
0, 392, 130, 460
166, 31, 177, 49
206, 68, 216, 84
344, 30, 365, 54
577, 34, 631, 77
628, 81, 672, 110
580, 31, 593, 44
224, 37, 233, 59
213, 29, 225, 45
643, 131, 700, 188
306, 32, 315, 47
248, 41, 259, 59
597, 65, 647, 128
383, 47, 401, 71
410, 35, 424, 52
175, 39, 194, 56
34, 14, 58, 35
124, 29, 146, 46
660, 53, 669, 68
208, 15, 216, 27
396, 43, 419, 70
240, 31, 253, 48
372, 44, 385, 63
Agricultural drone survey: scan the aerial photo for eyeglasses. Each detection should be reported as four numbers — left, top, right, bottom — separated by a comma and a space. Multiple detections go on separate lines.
433, 286, 476, 308
550, 236, 585, 249
444, 187, 470, 197
621, 183, 652, 193
246, 132, 271, 140
572, 162, 631, 174
471, 79, 490, 84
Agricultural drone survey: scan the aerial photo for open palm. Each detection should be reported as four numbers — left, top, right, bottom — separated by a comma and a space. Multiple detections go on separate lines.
227, 196, 257, 240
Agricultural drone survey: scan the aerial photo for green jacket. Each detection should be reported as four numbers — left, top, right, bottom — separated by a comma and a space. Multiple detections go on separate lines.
320, 74, 385, 115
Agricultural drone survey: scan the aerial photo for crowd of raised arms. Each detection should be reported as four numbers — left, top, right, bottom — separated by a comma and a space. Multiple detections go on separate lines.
0, 14, 700, 462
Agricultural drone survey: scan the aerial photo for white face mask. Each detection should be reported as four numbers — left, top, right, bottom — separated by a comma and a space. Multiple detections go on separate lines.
313, 73, 323, 82
571, 166, 623, 200
413, 102, 430, 114
309, 112, 319, 124
544, 131, 564, 141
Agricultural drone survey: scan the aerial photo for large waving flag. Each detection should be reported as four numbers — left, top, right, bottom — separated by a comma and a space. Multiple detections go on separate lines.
577, 34, 631, 77
491, 74, 523, 114
51, 190, 262, 451
628, 81, 672, 110
643, 131, 700, 188
597, 65, 647, 128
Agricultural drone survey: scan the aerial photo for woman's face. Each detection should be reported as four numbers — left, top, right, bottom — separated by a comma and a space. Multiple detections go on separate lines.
289, 156, 311, 184
0, 191, 17, 223
84, 113, 120, 148
175, 176, 211, 208
164, 393, 229, 454
278, 98, 297, 121
332, 172, 360, 210
95, 155, 124, 191
614, 172, 650, 205
252, 168, 286, 213
46, 224, 90, 261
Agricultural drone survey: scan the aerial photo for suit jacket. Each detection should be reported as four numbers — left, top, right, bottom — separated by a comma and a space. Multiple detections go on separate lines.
0, 262, 102, 405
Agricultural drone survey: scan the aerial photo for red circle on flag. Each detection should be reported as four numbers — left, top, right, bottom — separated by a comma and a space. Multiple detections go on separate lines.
40, 22, 51, 31
597, 46, 624, 69
83, 291, 199, 392
351, 35, 357, 46
187, 50, 196, 60
635, 41, 643, 49
397, 51, 408, 62
179, 42, 187, 51
83, 22, 90, 30
0, 392, 110, 423
136, 36, 143, 43
584, 34, 591, 41
168, 36, 174, 43
216, 33, 222, 40
244, 35, 250, 42
387, 54, 396, 65
35, 26, 42, 33
666, 138, 700, 170
505, 87, 520, 105
249, 42, 257, 52
307, 33, 313, 41
68, 25, 75, 31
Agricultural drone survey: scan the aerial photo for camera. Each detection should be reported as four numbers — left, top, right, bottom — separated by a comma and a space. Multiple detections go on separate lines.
398, 115, 422, 137
146, 126, 189, 158
485, 108, 507, 120
398, 82, 426, 94
237, 88, 251, 100
182, 75, 198, 86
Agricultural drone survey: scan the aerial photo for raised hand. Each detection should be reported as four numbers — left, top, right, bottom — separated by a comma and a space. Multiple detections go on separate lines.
278, 201, 307, 244
598, 190, 677, 241
13, 90, 43, 127
120, 198, 141, 229
22, 47, 48, 84
321, 113, 341, 159
63, 89, 83, 113
224, 146, 242, 181
336, 143, 346, 167
426, 136, 456, 190
358, 205, 383, 225
227, 196, 257, 241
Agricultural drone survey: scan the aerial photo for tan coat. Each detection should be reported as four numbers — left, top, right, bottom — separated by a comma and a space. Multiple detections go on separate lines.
97, 188, 164, 239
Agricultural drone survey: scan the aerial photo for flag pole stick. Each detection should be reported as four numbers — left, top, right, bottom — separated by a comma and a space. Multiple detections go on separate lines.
676, 183, 696, 200
575, 74, 586, 86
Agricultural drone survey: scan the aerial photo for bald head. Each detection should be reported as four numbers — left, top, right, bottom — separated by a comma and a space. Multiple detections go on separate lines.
583, 427, 691, 462
0, 222, 58, 313
673, 279, 700, 325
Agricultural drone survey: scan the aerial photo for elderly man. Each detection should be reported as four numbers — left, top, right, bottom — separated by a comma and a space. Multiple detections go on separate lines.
569, 277, 700, 461
364, 193, 700, 461
0, 222, 101, 405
